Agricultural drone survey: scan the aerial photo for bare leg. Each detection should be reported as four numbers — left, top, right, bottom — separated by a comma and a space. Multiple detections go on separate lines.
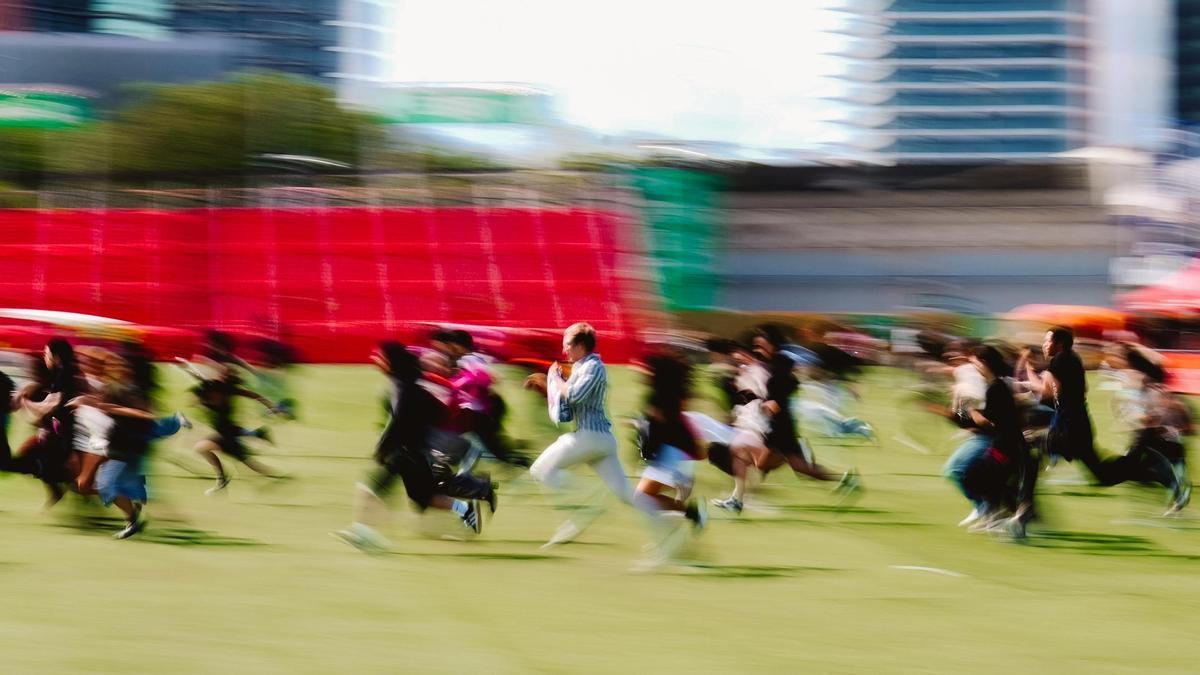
195, 439, 226, 482
637, 478, 685, 512
112, 495, 137, 521
76, 452, 103, 494
782, 452, 838, 481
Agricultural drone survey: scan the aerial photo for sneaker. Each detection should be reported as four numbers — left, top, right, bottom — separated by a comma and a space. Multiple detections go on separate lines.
461, 499, 483, 534
968, 511, 1006, 533
114, 518, 143, 540
958, 507, 984, 528
176, 412, 193, 430
1166, 475, 1192, 517
710, 497, 743, 514
254, 427, 275, 445
629, 553, 669, 573
541, 520, 583, 549
484, 483, 498, 514
836, 469, 862, 493
333, 524, 391, 553
1003, 515, 1027, 541
205, 477, 230, 496
685, 499, 708, 531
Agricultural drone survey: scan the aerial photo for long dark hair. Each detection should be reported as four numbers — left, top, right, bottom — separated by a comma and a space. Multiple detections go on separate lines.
120, 340, 159, 403
1122, 344, 1167, 385
45, 337, 85, 397
973, 344, 1013, 379
379, 341, 420, 385
645, 349, 691, 418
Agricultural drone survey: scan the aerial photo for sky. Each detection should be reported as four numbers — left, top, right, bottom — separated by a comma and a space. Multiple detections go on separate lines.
390, 0, 848, 149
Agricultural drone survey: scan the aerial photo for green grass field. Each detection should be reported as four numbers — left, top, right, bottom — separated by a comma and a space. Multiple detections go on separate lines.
2, 365, 1198, 674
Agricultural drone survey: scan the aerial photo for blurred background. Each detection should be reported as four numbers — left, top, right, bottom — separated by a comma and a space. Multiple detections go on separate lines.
0, 0, 1195, 382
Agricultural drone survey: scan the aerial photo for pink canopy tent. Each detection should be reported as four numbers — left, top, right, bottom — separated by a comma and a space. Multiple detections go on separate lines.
1118, 259, 1200, 316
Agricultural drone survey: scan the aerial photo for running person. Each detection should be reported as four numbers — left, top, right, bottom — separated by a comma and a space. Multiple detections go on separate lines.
630, 350, 708, 566
710, 326, 859, 513
11, 339, 90, 505
527, 322, 652, 548
72, 354, 156, 539
1020, 327, 1187, 516
191, 363, 284, 494
335, 341, 483, 552
932, 345, 1032, 533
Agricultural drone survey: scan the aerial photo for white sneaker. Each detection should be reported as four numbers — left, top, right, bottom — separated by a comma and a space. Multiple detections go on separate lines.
957, 507, 983, 528
205, 477, 230, 496
333, 524, 392, 553
629, 554, 669, 573
541, 521, 582, 549
968, 512, 1004, 533
710, 497, 743, 514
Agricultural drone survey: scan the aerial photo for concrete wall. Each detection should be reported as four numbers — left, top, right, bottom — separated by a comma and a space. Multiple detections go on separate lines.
716, 189, 1121, 314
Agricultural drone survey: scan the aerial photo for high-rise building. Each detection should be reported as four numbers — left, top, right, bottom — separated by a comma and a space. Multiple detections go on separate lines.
1177, 0, 1200, 126
91, 0, 170, 38
0, 0, 168, 36
172, 0, 339, 82
328, 0, 395, 105
25, 0, 90, 31
842, 0, 1090, 163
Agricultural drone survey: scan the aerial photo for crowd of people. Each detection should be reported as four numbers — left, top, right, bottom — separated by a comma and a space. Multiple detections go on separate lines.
0, 320, 1192, 569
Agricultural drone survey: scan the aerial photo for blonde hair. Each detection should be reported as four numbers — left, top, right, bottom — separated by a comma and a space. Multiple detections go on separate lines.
563, 322, 597, 352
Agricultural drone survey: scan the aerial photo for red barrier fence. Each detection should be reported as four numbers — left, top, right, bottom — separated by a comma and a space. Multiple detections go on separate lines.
0, 207, 646, 362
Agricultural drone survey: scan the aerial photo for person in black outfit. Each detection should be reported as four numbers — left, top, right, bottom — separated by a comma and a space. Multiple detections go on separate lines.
632, 349, 706, 527
10, 339, 90, 506
1019, 327, 1187, 515
192, 364, 283, 494
752, 325, 858, 487
946, 345, 1035, 535
0, 370, 13, 470
334, 341, 483, 552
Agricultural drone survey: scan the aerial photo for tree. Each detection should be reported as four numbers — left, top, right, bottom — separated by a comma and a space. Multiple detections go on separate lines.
105, 71, 383, 176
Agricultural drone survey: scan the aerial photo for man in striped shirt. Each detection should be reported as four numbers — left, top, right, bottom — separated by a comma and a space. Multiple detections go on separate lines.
531, 322, 642, 547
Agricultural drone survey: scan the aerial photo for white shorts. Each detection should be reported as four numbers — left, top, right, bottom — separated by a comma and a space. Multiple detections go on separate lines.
732, 429, 765, 450
641, 445, 696, 490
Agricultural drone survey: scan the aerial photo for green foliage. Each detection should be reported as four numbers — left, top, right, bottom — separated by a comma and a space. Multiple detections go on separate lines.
0, 72, 386, 180
107, 71, 382, 174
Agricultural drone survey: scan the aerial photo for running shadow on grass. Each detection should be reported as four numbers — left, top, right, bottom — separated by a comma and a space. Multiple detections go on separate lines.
137, 527, 264, 547
391, 551, 563, 562
663, 563, 842, 579
776, 504, 891, 515
1024, 530, 1159, 555
481, 539, 615, 547
55, 515, 264, 547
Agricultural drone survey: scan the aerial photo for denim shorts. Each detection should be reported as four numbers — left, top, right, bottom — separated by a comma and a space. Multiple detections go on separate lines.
96, 459, 148, 506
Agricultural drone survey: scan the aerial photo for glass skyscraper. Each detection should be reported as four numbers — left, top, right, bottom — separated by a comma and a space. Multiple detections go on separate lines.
848, 0, 1090, 163
1177, 0, 1200, 126
172, 0, 339, 81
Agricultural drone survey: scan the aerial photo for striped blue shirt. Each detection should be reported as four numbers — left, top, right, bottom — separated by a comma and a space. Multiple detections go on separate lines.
563, 352, 611, 433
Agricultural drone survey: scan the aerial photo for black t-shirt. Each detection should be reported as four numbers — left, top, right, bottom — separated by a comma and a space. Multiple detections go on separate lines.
104, 385, 152, 462
378, 378, 443, 458
982, 379, 1022, 458
1047, 350, 1088, 420
765, 353, 798, 407
196, 376, 240, 432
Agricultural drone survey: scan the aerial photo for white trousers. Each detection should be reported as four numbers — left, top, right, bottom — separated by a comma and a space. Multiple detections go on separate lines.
530, 430, 633, 504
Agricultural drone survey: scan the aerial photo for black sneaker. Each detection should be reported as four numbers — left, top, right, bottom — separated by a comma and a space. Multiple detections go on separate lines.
461, 500, 483, 534
114, 518, 143, 540
684, 499, 708, 531
485, 483, 498, 514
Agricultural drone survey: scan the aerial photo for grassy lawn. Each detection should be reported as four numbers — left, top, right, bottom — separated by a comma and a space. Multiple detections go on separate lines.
1, 364, 1197, 674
